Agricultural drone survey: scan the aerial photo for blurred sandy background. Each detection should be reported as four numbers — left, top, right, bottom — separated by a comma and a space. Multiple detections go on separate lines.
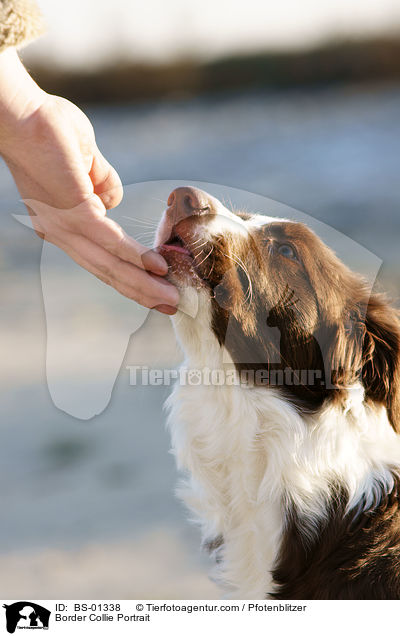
1, 0, 400, 599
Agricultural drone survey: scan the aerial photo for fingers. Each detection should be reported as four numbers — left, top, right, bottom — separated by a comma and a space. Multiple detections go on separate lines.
24, 196, 169, 277
141, 249, 169, 276
90, 150, 123, 210
55, 231, 180, 308
79, 211, 169, 276
22, 188, 175, 309
89, 152, 167, 276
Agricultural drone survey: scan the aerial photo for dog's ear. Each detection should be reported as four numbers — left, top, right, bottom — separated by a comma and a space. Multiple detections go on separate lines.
362, 295, 400, 433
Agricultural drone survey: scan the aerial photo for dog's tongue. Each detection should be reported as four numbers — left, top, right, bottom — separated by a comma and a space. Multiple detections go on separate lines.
161, 243, 191, 255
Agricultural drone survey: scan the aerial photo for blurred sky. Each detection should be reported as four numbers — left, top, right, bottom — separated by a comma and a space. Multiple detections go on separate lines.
24, 0, 400, 69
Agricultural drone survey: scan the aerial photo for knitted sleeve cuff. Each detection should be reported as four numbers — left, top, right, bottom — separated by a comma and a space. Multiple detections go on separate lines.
0, 0, 45, 53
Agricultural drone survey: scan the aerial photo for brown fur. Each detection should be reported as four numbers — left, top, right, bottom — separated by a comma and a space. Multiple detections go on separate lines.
272, 477, 400, 599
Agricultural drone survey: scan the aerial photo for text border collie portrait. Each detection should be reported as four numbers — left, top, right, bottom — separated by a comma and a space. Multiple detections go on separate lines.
154, 185, 400, 600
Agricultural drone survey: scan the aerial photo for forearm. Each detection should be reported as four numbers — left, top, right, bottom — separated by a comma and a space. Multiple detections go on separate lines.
0, 48, 45, 154
0, 0, 46, 146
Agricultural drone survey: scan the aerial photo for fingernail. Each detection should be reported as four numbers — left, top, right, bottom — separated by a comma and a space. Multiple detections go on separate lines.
142, 250, 168, 275
154, 304, 178, 315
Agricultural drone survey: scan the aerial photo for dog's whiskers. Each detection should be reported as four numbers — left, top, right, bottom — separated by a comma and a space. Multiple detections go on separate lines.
122, 216, 158, 228
221, 251, 253, 305
194, 245, 214, 269
150, 197, 168, 205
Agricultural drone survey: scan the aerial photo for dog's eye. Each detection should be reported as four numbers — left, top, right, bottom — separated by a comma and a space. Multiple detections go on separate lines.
277, 243, 297, 261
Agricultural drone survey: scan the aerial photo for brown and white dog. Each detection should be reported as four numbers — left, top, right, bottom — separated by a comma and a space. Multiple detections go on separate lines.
155, 186, 400, 599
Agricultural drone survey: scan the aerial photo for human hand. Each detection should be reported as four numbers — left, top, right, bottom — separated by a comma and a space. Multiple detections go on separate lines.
0, 50, 179, 314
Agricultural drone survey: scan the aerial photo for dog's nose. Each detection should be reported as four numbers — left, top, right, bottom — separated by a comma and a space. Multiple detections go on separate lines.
167, 186, 216, 217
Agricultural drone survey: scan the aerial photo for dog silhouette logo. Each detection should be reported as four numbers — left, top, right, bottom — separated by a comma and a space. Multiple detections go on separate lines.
13, 181, 382, 419
2, 602, 50, 633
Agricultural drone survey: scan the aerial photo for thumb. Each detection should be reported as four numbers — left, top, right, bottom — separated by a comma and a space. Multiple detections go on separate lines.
89, 149, 123, 210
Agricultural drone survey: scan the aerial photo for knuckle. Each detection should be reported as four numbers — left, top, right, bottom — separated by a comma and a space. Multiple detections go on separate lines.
97, 264, 114, 281
121, 287, 152, 307
43, 230, 58, 245
68, 204, 105, 232
96, 272, 112, 286
73, 209, 100, 230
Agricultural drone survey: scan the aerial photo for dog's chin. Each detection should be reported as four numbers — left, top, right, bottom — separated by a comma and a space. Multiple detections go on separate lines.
154, 246, 207, 319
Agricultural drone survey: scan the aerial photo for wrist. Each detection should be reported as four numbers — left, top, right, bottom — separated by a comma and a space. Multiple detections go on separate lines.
0, 48, 46, 147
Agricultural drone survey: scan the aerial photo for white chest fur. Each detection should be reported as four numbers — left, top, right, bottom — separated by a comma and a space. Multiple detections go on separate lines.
166, 376, 286, 598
